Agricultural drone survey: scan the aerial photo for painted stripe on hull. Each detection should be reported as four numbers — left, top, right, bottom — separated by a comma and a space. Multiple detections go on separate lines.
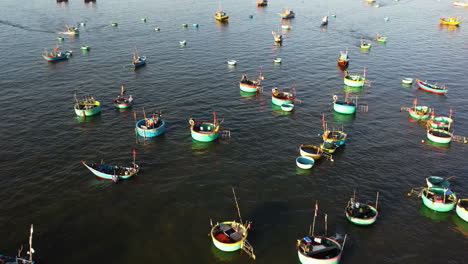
345, 205, 378, 225
239, 83, 260, 93
343, 76, 365, 87
427, 129, 452, 144
333, 102, 356, 114
82, 162, 137, 180
210, 221, 247, 252
136, 119, 166, 138
421, 188, 456, 212
74, 104, 101, 116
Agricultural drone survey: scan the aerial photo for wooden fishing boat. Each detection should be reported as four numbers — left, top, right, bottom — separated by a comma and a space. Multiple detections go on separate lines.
323, 130, 347, 147
321, 16, 328, 25
133, 55, 146, 68
296, 156, 315, 169
428, 115, 453, 130
74, 95, 101, 117
82, 159, 139, 182
210, 188, 256, 259
402, 78, 413, 84
320, 142, 337, 154
215, 11, 229, 22
297, 202, 346, 264
456, 199, 468, 222
426, 128, 453, 144
272, 30, 283, 43
280, 8, 295, 19
281, 103, 294, 111
299, 145, 322, 160
416, 79, 447, 95
66, 25, 79, 35
337, 50, 349, 68
239, 71, 264, 93
453, 1, 468, 7
360, 39, 371, 49
1, 225, 36, 264
440, 17, 462, 26
114, 86, 133, 109
333, 95, 356, 115
426, 176, 451, 189
421, 187, 457, 212
135, 113, 166, 138
343, 69, 366, 87
257, 0, 268, 6
272, 87, 296, 106
189, 112, 222, 142
345, 193, 379, 225
42, 45, 71, 61
376, 35, 388, 43
407, 99, 431, 120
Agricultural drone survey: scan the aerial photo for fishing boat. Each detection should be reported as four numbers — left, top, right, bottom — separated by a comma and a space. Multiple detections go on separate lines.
322, 130, 347, 147
239, 70, 264, 93
111, 22, 118, 27
1, 225, 36, 264
297, 202, 346, 264
227, 60, 237, 66
114, 85, 133, 109
345, 193, 379, 225
426, 176, 451, 189
215, 10, 229, 22
337, 50, 349, 68
81, 45, 90, 51
281, 24, 292, 30
427, 110, 453, 130
272, 30, 283, 43
299, 145, 322, 160
376, 34, 388, 43
273, 58, 282, 64
415, 79, 448, 95
210, 188, 256, 259
189, 112, 222, 142
74, 95, 101, 117
343, 69, 366, 87
320, 142, 337, 154
453, 1, 468, 7
402, 78, 413, 85
135, 112, 166, 138
427, 128, 453, 144
132, 50, 146, 68
321, 16, 328, 25
456, 199, 468, 222
179, 40, 187, 46
407, 99, 431, 120
360, 39, 371, 49
66, 25, 79, 35
280, 8, 295, 19
421, 187, 457, 212
257, 0, 268, 6
82, 151, 139, 182
440, 17, 462, 26
42, 45, 71, 61
333, 95, 356, 115
296, 156, 315, 169
58, 36, 64, 41
271, 87, 296, 106
281, 103, 294, 111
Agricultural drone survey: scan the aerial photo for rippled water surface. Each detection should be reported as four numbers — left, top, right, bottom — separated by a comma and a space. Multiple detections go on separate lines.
0, 0, 467, 263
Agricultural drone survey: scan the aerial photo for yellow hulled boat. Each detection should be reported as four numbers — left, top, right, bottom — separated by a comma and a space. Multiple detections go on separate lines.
215, 11, 229, 22
440, 17, 462, 26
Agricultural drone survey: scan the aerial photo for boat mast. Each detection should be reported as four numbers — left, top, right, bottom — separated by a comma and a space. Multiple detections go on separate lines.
310, 200, 318, 236
133, 149, 136, 169
324, 213, 328, 236
232, 187, 243, 225
28, 224, 34, 262
375, 192, 379, 210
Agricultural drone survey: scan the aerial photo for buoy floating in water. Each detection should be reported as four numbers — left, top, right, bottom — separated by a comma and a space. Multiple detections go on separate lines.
80, 22, 86, 26
81, 45, 90, 51
111, 22, 118, 27
141, 18, 147, 22
180, 40, 187, 46
182, 24, 188, 28
193, 24, 199, 28
384, 17, 389, 21
227, 59, 237, 66
249, 15, 254, 19
273, 58, 282, 64
154, 27, 160, 31
58, 36, 64, 41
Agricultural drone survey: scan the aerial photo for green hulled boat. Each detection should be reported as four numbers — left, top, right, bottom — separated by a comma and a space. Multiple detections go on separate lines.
409, 106, 431, 120
427, 128, 453, 144
74, 95, 101, 117
421, 187, 456, 212
456, 199, 468, 222
345, 194, 379, 225
189, 112, 222, 142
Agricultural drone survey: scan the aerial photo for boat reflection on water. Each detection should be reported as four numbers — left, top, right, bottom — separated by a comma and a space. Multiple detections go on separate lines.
211, 243, 242, 262
240, 90, 258, 98
343, 85, 364, 93
421, 138, 451, 150
136, 134, 166, 145
76, 114, 101, 123
333, 111, 356, 123
419, 203, 451, 222
192, 139, 219, 153
451, 215, 468, 238
439, 24, 460, 32
216, 20, 229, 30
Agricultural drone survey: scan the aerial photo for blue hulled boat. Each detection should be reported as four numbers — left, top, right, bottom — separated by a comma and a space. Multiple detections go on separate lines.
42, 45, 71, 61
1, 225, 36, 264
135, 113, 166, 138
82, 150, 139, 182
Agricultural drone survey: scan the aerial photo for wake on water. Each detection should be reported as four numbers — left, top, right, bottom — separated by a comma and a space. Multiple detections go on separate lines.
0, 19, 56, 33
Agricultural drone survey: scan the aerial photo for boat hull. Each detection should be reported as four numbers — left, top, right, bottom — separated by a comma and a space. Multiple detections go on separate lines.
297, 236, 342, 264
322, 131, 347, 147
239, 82, 260, 93
136, 119, 166, 138
74, 102, 101, 117
428, 117, 453, 129
440, 18, 461, 26
416, 79, 448, 95
408, 106, 431, 120
421, 188, 456, 212
345, 205, 378, 225
333, 101, 356, 114
210, 221, 247, 252
114, 103, 132, 109
191, 122, 220, 142
299, 145, 322, 160
456, 199, 468, 222
426, 176, 450, 188
272, 92, 295, 106
296, 156, 315, 169
82, 161, 137, 180
427, 129, 452, 144
343, 75, 365, 87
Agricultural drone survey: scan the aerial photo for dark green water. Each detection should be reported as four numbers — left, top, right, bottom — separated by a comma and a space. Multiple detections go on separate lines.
0, 0, 467, 263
